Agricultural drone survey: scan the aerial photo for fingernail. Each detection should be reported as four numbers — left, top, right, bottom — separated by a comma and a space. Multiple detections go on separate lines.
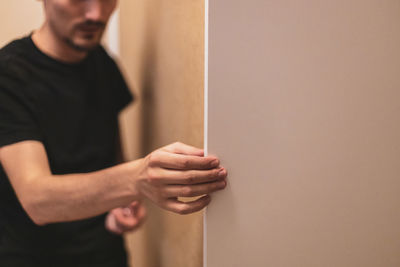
123, 208, 132, 216
218, 169, 226, 177
211, 159, 219, 167
220, 180, 227, 188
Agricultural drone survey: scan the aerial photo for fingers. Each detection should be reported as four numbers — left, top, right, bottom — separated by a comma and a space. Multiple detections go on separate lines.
121, 201, 140, 216
149, 166, 227, 185
113, 210, 138, 230
163, 195, 212, 215
112, 203, 147, 233
139, 142, 227, 216
162, 180, 227, 198
162, 142, 204, 156
149, 150, 219, 170
139, 177, 226, 213
129, 201, 147, 222
105, 212, 122, 234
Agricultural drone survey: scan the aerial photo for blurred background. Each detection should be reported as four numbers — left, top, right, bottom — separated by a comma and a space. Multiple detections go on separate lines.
0, 1, 205, 267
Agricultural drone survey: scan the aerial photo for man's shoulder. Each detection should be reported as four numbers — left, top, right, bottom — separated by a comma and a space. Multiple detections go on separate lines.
0, 36, 36, 94
0, 36, 36, 84
0, 36, 31, 65
0, 36, 33, 77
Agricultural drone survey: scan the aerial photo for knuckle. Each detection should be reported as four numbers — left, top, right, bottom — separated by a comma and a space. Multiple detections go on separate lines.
181, 159, 190, 169
184, 172, 195, 184
170, 142, 182, 152
147, 152, 159, 167
146, 168, 159, 182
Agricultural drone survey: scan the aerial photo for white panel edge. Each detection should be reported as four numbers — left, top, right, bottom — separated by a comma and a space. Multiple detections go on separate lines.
203, 0, 209, 266
106, 8, 120, 58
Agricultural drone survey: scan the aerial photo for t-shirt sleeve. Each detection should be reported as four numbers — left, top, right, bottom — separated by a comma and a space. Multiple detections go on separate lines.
0, 72, 43, 148
109, 59, 134, 114
114, 69, 134, 114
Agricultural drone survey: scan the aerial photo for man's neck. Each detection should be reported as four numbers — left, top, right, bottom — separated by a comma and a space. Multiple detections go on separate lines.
31, 23, 88, 63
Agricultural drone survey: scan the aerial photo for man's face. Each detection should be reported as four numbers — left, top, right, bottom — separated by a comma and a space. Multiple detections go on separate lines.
43, 0, 117, 51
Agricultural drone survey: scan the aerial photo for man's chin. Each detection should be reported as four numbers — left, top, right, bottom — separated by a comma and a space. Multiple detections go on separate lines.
66, 37, 101, 52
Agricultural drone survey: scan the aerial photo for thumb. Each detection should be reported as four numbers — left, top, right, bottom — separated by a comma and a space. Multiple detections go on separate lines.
122, 201, 141, 216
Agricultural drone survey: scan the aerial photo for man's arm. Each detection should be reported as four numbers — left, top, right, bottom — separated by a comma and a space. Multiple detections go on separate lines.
0, 140, 226, 226
0, 140, 141, 226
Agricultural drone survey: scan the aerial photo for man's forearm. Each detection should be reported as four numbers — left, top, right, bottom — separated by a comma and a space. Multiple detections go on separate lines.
22, 159, 142, 225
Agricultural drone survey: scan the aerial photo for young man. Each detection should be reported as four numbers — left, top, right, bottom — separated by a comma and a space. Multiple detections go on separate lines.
0, 0, 227, 266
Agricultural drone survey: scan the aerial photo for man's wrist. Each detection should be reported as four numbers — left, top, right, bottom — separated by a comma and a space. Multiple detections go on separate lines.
119, 158, 146, 199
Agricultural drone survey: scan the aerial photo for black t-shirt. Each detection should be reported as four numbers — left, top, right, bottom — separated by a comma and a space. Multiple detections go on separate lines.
0, 35, 134, 266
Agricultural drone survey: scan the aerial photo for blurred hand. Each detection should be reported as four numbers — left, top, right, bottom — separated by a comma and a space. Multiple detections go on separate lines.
136, 142, 227, 215
105, 200, 146, 235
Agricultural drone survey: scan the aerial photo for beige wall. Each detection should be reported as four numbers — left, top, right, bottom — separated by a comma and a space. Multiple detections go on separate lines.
0, 0, 43, 47
119, 0, 205, 267
206, 1, 400, 266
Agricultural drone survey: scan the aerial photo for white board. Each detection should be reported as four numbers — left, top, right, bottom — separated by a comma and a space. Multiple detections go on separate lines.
205, 1, 400, 266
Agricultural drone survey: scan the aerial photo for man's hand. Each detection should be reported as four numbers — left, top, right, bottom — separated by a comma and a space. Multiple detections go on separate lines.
136, 142, 227, 215
105, 201, 146, 235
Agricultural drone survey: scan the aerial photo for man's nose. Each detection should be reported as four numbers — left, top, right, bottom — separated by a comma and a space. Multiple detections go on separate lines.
84, 1, 104, 21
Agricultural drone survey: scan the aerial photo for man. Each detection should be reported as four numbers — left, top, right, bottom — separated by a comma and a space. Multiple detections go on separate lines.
0, 0, 227, 266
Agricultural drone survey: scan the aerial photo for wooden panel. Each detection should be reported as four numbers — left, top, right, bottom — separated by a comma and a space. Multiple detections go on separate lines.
206, 1, 400, 266
119, 0, 205, 266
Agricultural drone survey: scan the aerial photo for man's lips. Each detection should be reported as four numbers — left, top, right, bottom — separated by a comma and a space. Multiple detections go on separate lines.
77, 25, 104, 33
77, 23, 105, 33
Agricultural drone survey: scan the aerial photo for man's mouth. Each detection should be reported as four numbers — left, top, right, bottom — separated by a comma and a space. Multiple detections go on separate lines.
78, 25, 103, 33
76, 21, 105, 34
